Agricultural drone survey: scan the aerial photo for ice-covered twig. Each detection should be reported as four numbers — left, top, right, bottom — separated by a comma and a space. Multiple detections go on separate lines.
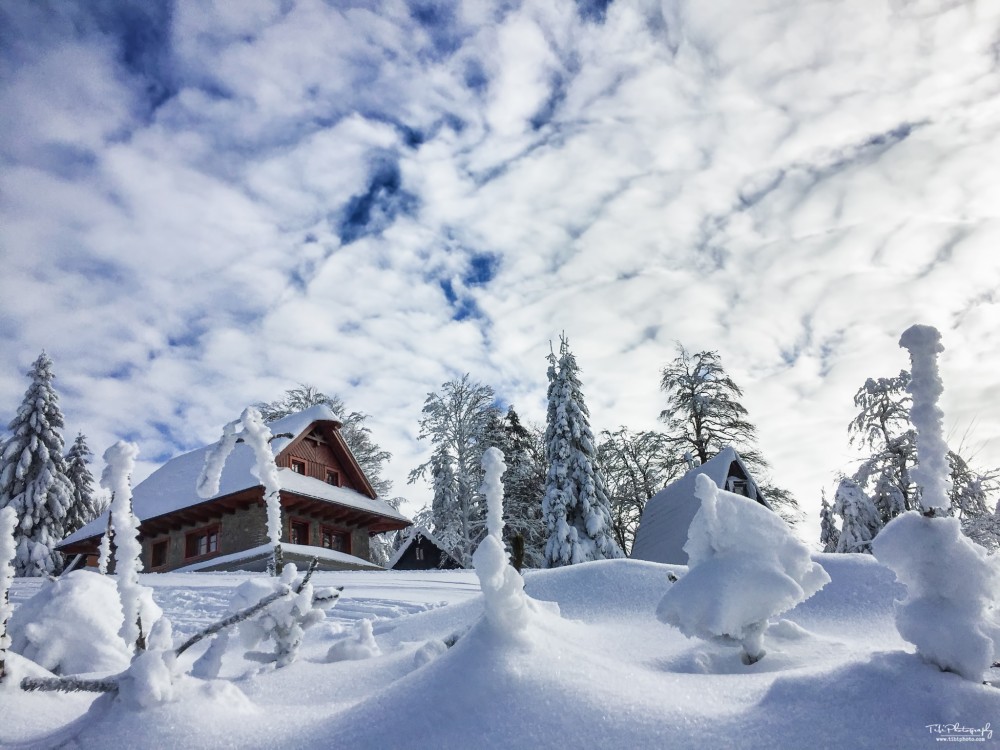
20, 676, 120, 694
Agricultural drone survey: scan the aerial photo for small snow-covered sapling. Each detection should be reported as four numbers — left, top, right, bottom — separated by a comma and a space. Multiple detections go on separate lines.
873, 325, 1000, 681
657, 474, 829, 665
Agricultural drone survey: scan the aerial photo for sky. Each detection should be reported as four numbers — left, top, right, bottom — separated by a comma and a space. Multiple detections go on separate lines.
2, 0, 1000, 546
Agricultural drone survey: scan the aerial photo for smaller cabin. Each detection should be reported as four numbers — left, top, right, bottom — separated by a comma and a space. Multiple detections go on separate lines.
630, 446, 772, 565
386, 528, 463, 570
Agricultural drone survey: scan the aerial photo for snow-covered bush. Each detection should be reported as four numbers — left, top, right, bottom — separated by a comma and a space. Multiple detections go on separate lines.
832, 477, 881, 553
102, 440, 156, 651
327, 619, 381, 662
657, 474, 830, 664
233, 564, 340, 668
6, 570, 161, 675
472, 447, 534, 640
872, 325, 1000, 681
0, 506, 16, 681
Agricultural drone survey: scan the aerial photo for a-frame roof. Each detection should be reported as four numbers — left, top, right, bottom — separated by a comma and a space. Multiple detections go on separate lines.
60, 405, 409, 549
630, 446, 770, 566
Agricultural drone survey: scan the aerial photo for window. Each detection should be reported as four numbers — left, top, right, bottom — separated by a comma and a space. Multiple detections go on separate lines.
290, 458, 306, 474
415, 547, 425, 562
321, 527, 348, 553
290, 520, 310, 546
151, 540, 168, 568
325, 469, 340, 486
185, 526, 219, 559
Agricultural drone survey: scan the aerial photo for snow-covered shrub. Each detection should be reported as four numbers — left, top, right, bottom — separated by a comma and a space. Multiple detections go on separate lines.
233, 564, 339, 668
102, 440, 157, 651
872, 325, 1000, 681
117, 616, 180, 709
472, 447, 534, 640
5, 570, 162, 675
0, 506, 16, 681
657, 474, 830, 664
327, 619, 381, 662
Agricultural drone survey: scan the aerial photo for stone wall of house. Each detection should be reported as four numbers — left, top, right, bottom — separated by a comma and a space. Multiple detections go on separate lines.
144, 502, 268, 572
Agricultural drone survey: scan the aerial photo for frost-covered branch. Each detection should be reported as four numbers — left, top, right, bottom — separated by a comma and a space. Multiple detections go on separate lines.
20, 676, 120, 694
102, 441, 150, 652
175, 585, 292, 657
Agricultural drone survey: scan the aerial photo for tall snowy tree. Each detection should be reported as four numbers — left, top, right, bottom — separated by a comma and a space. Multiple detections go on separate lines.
64, 433, 102, 536
542, 336, 623, 567
486, 406, 547, 568
409, 375, 500, 567
598, 427, 678, 555
832, 477, 881, 554
0, 352, 74, 577
257, 384, 393, 497
818, 491, 840, 553
659, 345, 799, 524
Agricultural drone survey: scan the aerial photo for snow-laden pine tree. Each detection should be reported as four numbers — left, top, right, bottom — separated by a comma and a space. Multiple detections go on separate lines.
64, 433, 101, 536
486, 406, 547, 568
542, 336, 623, 567
832, 477, 881, 553
0, 352, 74, 576
819, 491, 840, 553
409, 375, 499, 567
659, 345, 799, 524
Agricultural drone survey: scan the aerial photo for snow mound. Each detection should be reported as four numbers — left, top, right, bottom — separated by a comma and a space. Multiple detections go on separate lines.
6, 571, 154, 675
657, 475, 830, 662
327, 619, 381, 662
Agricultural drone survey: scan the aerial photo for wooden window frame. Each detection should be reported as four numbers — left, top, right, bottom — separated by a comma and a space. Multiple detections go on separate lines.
325, 469, 341, 487
150, 539, 169, 569
184, 524, 220, 560
320, 525, 350, 555
290, 457, 307, 475
289, 516, 311, 546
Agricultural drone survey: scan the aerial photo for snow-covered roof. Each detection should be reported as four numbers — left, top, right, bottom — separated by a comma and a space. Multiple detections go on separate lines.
386, 526, 457, 570
173, 542, 383, 572
630, 447, 766, 565
60, 406, 409, 547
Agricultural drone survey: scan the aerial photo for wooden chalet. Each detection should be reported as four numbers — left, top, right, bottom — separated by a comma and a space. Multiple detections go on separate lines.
58, 405, 412, 573
386, 527, 463, 571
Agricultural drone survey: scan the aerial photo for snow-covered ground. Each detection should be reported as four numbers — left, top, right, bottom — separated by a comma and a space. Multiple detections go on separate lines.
2, 557, 998, 749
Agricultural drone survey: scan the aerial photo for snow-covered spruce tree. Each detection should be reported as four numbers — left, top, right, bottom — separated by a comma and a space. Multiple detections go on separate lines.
873, 325, 1000, 681
64, 433, 101, 536
598, 426, 678, 555
818, 491, 839, 553
485, 406, 547, 568
198, 408, 283, 575
103, 440, 155, 652
832, 477, 881, 554
657, 474, 829, 665
0, 506, 16, 682
0, 352, 74, 576
542, 336, 623, 567
256, 384, 393, 497
408, 374, 500, 567
659, 344, 799, 524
